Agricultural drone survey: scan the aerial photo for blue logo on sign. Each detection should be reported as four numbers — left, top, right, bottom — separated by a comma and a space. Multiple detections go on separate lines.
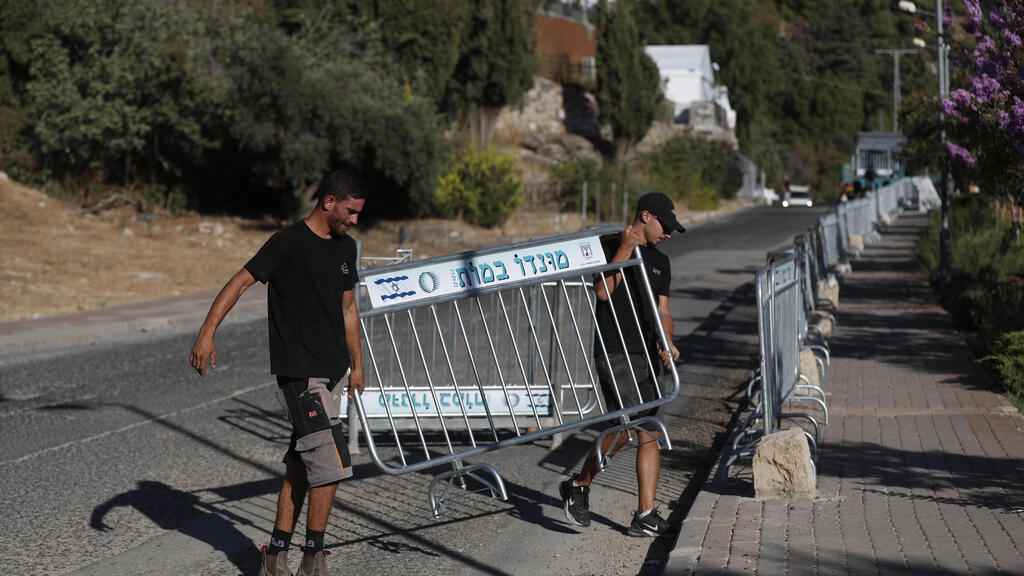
375, 276, 417, 300
418, 271, 439, 293
580, 242, 593, 259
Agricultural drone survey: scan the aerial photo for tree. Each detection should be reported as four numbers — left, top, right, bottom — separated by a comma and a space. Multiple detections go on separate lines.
941, 0, 1024, 204
594, 0, 663, 162
449, 0, 541, 149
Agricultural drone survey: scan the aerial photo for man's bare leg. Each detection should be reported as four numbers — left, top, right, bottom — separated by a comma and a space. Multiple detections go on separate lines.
575, 430, 632, 486
635, 429, 663, 512
305, 482, 339, 531
275, 463, 308, 532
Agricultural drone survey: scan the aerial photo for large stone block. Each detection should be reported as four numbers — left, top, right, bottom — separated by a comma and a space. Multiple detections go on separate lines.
753, 428, 815, 500
800, 348, 820, 389
808, 310, 833, 336
849, 234, 864, 254
817, 276, 840, 309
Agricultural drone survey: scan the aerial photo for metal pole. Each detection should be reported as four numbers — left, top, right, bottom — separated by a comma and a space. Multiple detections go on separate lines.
937, 0, 952, 291
874, 48, 916, 134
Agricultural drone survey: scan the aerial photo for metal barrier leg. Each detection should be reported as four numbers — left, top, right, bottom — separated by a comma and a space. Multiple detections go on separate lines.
595, 416, 672, 471
428, 461, 509, 518
788, 392, 829, 425
347, 401, 361, 455
780, 413, 820, 449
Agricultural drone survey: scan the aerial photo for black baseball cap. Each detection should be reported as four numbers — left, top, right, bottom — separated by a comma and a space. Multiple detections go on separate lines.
637, 193, 686, 233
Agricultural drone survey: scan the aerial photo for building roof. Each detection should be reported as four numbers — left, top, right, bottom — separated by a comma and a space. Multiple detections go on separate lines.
644, 45, 715, 81
856, 132, 907, 153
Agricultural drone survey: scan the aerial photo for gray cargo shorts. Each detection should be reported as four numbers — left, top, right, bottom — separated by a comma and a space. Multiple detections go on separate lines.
276, 374, 354, 486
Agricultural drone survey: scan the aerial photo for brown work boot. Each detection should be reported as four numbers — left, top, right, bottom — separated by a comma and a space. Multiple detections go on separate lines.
297, 548, 331, 576
258, 546, 292, 576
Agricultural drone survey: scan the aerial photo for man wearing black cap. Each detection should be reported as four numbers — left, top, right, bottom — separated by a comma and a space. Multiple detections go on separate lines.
560, 192, 684, 537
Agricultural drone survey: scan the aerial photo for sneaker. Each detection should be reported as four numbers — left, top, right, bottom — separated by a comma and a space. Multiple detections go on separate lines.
297, 548, 331, 576
628, 508, 669, 537
258, 546, 291, 576
559, 474, 591, 527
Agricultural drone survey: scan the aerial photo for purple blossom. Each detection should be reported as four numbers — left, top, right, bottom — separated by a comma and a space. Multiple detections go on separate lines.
1007, 29, 1022, 48
975, 35, 997, 55
1000, 110, 1012, 130
964, 0, 984, 25
946, 142, 977, 167
942, 97, 970, 122
913, 19, 928, 34
971, 75, 1002, 104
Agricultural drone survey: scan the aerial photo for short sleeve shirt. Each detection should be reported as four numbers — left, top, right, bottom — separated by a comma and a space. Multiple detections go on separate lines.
245, 220, 359, 379
594, 233, 671, 356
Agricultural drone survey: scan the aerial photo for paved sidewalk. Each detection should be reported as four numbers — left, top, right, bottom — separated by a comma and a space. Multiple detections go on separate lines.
667, 214, 1024, 575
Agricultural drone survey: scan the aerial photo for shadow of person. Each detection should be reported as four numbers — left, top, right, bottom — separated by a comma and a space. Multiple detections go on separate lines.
90, 480, 257, 574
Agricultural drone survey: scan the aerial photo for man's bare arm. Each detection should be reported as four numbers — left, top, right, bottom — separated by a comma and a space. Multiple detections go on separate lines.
342, 288, 364, 397
189, 268, 257, 376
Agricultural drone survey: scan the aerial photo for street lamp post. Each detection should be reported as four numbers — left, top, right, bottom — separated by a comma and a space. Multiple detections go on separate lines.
875, 48, 917, 133
899, 0, 952, 290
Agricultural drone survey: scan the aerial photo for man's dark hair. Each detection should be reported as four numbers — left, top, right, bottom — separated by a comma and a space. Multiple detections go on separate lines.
315, 169, 368, 201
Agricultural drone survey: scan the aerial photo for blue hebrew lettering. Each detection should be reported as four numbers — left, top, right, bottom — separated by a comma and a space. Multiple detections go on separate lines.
545, 252, 556, 270
467, 263, 481, 285
555, 250, 569, 269
535, 254, 548, 273
455, 267, 470, 287
513, 256, 526, 276
479, 263, 495, 283
494, 261, 509, 280
523, 254, 537, 274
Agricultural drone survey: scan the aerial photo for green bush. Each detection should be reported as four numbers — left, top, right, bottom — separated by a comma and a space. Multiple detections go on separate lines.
436, 148, 522, 228
985, 331, 1024, 404
642, 132, 739, 210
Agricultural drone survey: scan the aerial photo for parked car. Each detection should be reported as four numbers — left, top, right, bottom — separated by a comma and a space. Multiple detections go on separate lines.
781, 186, 813, 208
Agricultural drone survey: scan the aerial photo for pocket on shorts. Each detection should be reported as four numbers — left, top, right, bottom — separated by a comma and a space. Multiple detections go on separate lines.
295, 428, 334, 452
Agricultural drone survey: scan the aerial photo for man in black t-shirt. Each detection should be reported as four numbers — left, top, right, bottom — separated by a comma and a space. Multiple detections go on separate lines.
560, 192, 683, 538
190, 170, 367, 576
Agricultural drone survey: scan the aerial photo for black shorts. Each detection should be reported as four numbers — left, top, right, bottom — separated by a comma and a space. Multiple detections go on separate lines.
595, 352, 667, 419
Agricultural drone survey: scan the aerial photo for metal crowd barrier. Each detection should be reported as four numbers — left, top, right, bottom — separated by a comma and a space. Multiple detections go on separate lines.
726, 175, 936, 480
728, 256, 824, 472
349, 229, 680, 515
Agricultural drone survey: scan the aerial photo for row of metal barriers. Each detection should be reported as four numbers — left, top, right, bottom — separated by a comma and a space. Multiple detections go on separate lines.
725, 176, 939, 476
347, 230, 679, 515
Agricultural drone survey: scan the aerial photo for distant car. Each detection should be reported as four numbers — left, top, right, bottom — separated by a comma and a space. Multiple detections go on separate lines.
781, 189, 813, 208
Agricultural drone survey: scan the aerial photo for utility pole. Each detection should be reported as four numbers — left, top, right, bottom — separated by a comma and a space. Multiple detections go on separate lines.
936, 1, 952, 291
875, 48, 917, 133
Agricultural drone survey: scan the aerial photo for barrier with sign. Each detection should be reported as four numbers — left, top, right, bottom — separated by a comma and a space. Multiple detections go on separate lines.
352, 229, 680, 515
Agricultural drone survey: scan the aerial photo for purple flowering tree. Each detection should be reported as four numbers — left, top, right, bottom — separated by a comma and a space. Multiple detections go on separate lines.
942, 0, 1024, 203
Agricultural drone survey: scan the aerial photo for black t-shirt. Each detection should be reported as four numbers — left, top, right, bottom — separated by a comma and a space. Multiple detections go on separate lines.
245, 220, 359, 379
594, 233, 671, 356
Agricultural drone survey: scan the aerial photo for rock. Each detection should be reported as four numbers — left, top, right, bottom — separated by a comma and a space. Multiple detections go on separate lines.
800, 348, 820, 389
0, 171, 8, 180
556, 133, 594, 154
808, 311, 834, 337
122, 227, 134, 237
753, 428, 816, 500
197, 221, 225, 235
521, 133, 545, 151
536, 141, 568, 163
817, 276, 840, 308
848, 234, 864, 254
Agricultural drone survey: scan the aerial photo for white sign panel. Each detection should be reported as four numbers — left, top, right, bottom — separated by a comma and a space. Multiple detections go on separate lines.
341, 388, 551, 417
362, 235, 607, 310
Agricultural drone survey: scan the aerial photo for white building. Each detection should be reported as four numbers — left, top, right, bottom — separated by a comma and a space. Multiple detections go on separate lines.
644, 45, 737, 134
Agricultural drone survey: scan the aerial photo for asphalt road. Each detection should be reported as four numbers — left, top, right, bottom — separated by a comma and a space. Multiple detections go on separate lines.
0, 204, 825, 576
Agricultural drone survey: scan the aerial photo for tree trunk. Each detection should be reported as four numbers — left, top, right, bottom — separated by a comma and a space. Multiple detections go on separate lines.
469, 106, 501, 150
